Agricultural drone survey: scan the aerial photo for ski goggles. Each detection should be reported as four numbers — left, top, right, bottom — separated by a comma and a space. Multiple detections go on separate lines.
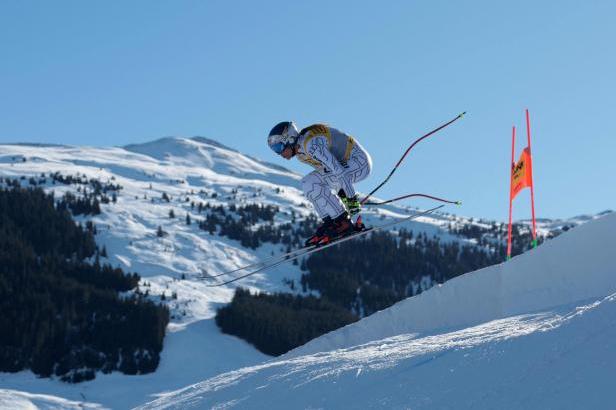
270, 142, 285, 155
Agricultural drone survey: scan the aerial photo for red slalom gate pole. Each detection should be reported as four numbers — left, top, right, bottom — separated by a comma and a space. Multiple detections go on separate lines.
507, 126, 516, 260
526, 109, 538, 248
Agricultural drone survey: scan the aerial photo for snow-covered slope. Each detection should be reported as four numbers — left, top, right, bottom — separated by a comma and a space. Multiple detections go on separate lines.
136, 212, 616, 410
123, 136, 298, 187
522, 211, 612, 237
0, 389, 103, 410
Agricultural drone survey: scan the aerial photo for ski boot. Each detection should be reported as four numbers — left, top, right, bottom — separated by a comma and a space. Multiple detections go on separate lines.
353, 214, 366, 232
305, 212, 355, 246
338, 190, 361, 216
305, 216, 334, 246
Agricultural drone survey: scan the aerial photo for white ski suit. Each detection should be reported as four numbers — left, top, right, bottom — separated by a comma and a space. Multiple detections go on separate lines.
297, 124, 372, 219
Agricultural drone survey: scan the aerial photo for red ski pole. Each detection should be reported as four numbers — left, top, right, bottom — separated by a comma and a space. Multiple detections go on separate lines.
361, 112, 466, 205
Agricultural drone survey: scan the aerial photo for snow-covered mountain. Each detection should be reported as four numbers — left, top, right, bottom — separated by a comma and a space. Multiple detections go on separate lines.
0, 137, 611, 409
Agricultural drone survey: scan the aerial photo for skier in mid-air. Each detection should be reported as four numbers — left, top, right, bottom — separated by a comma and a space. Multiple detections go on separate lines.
204, 115, 462, 287
268, 121, 372, 246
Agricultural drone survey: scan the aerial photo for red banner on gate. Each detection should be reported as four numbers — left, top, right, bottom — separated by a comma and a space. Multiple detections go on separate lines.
510, 147, 533, 200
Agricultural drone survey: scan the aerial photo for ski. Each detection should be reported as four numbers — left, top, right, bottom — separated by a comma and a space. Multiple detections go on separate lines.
200, 214, 363, 280
201, 205, 444, 287
200, 242, 319, 279
364, 193, 461, 207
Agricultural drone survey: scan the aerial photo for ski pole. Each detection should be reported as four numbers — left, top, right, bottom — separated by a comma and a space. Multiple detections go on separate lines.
361, 112, 466, 205
364, 193, 461, 206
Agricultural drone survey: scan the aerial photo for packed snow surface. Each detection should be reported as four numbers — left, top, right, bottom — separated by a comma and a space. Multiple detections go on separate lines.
0, 389, 103, 409
137, 212, 616, 410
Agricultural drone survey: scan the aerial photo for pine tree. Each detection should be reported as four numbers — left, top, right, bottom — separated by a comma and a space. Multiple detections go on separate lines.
157, 226, 165, 237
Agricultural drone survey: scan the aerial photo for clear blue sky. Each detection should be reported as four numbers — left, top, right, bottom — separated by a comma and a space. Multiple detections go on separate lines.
1, 1, 614, 221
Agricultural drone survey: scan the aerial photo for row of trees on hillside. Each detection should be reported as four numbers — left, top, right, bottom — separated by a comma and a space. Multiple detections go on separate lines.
0, 187, 169, 382
2, 175, 120, 214
197, 204, 318, 249
216, 288, 357, 356
450, 221, 545, 256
